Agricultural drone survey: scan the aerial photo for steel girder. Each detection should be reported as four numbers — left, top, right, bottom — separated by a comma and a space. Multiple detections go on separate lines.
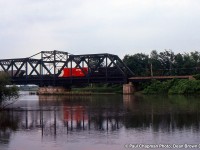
0, 50, 133, 86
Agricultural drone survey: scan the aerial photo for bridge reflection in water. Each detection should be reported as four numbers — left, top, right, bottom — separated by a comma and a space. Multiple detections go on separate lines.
5, 95, 124, 137
1, 94, 200, 139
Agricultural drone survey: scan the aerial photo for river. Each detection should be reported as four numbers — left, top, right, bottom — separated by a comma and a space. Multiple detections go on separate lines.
0, 92, 200, 150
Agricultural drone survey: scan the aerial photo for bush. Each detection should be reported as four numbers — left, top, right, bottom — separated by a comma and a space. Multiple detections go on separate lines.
143, 79, 175, 94
143, 79, 200, 95
193, 74, 200, 80
169, 79, 200, 94
0, 73, 19, 109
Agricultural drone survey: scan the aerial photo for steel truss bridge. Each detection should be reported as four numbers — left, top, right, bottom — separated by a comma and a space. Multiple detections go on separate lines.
0, 50, 133, 86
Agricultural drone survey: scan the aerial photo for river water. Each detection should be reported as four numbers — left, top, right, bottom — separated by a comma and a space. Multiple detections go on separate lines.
0, 92, 200, 150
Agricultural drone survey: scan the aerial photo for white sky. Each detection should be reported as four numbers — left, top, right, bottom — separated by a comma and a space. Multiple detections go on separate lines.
0, 0, 200, 59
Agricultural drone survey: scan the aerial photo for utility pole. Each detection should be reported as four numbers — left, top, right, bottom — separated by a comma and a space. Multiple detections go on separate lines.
170, 49, 172, 76
149, 55, 153, 77
150, 63, 153, 77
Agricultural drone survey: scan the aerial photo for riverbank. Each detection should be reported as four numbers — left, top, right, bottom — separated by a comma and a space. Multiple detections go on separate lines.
37, 91, 118, 95
30, 78, 200, 95
142, 78, 200, 94
37, 84, 123, 95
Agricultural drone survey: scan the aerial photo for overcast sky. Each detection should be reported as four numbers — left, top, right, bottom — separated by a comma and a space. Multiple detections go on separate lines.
0, 0, 200, 59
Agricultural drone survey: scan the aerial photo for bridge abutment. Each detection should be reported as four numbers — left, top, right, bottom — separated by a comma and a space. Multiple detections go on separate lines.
123, 82, 135, 94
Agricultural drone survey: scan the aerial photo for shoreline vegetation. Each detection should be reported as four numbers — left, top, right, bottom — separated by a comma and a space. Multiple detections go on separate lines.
36, 75, 200, 95
142, 78, 200, 95
123, 49, 200, 95
0, 73, 19, 110
35, 75, 200, 96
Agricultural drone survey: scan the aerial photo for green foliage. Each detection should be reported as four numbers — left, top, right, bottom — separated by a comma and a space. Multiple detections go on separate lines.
72, 84, 122, 93
193, 74, 200, 80
143, 79, 200, 95
123, 50, 200, 76
123, 53, 149, 76
0, 73, 19, 108
143, 79, 175, 94
169, 79, 200, 94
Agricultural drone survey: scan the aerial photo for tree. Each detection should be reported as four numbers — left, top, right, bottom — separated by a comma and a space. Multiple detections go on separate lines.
181, 53, 196, 75
0, 73, 19, 110
158, 50, 175, 75
174, 53, 184, 75
190, 51, 200, 64
149, 50, 162, 76
123, 50, 200, 77
123, 53, 149, 76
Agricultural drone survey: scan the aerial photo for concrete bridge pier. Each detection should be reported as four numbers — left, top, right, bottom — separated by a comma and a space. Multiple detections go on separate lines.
37, 86, 69, 95
38, 83, 135, 95
123, 82, 135, 94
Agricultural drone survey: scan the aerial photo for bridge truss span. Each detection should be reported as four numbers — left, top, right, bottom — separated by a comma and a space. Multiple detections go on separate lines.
0, 50, 133, 86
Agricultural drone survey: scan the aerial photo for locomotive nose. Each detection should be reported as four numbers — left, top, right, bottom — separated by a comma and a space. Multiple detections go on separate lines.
59, 70, 64, 77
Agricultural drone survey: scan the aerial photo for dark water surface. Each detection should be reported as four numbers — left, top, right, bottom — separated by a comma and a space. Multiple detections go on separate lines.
1, 92, 200, 150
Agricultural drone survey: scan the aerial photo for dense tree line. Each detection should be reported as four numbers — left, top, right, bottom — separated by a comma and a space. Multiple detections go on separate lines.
123, 50, 200, 76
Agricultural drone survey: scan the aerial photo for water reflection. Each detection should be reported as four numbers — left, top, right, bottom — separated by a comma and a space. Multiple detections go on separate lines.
123, 95, 200, 131
38, 95, 124, 135
0, 94, 200, 149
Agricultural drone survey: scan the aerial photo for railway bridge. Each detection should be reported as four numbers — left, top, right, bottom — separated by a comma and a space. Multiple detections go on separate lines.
0, 50, 134, 93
